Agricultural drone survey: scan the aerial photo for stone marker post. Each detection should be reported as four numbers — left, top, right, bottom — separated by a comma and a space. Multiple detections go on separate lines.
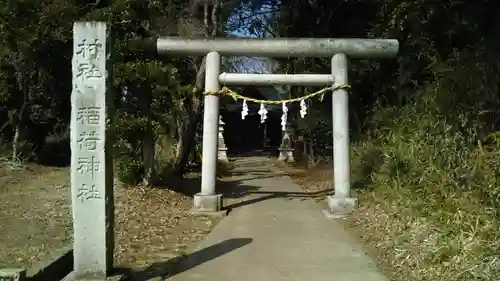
217, 116, 229, 162
71, 21, 114, 279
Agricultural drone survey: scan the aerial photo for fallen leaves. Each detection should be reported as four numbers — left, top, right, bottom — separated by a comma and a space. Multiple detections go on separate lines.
114, 175, 221, 271
1, 166, 220, 274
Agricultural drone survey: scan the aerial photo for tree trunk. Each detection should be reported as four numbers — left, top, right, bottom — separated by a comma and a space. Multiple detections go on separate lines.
172, 57, 206, 176
172, 0, 219, 177
176, 116, 184, 157
12, 71, 29, 162
142, 132, 155, 186
12, 123, 20, 161
308, 139, 317, 168
141, 88, 155, 186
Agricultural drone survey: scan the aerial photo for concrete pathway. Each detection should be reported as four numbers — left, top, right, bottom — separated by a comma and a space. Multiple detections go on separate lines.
169, 157, 387, 281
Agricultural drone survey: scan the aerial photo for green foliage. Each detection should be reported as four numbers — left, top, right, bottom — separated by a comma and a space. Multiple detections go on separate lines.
114, 114, 152, 184
112, 58, 182, 183
116, 157, 144, 186
37, 130, 70, 167
350, 96, 500, 280
153, 134, 177, 177
0, 0, 196, 174
0, 0, 77, 162
362, 100, 499, 203
195, 142, 202, 161
296, 100, 332, 157
487, 132, 500, 199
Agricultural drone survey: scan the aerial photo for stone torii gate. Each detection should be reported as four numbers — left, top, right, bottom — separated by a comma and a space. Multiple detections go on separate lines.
69, 22, 398, 279
155, 37, 398, 217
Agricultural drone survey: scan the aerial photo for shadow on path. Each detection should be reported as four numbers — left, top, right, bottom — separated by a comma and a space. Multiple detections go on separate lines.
152, 155, 330, 211
211, 156, 334, 210
117, 238, 253, 281
222, 188, 334, 210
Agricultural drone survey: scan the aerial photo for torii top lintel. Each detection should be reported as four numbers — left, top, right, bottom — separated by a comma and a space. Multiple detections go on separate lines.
156, 37, 399, 59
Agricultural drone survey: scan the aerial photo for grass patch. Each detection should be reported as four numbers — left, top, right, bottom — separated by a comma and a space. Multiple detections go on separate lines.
345, 130, 500, 281
353, 102, 500, 281
283, 103, 500, 281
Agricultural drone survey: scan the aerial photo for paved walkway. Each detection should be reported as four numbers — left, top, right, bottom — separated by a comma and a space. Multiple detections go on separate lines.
169, 157, 387, 281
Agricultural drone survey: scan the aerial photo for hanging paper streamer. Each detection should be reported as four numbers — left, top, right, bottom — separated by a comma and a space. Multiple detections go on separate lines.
258, 103, 268, 123
300, 99, 308, 118
281, 102, 288, 131
241, 99, 249, 120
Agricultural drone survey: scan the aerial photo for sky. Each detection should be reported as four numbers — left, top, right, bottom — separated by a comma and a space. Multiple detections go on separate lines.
223, 2, 278, 74
220, 1, 287, 103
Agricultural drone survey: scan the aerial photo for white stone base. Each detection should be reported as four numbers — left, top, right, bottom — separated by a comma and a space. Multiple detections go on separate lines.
0, 268, 26, 281
322, 196, 357, 219
218, 148, 229, 162
61, 270, 125, 281
191, 193, 227, 217
278, 149, 295, 162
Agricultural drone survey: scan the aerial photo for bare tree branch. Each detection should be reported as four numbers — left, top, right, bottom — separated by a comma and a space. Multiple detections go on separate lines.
212, 0, 219, 37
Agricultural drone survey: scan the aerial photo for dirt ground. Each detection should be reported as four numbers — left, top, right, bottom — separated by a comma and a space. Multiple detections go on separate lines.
0, 164, 72, 269
0, 163, 220, 278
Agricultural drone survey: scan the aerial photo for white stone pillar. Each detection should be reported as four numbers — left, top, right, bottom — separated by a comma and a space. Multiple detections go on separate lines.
218, 116, 229, 162
324, 53, 357, 218
277, 122, 295, 162
71, 22, 114, 278
193, 52, 224, 215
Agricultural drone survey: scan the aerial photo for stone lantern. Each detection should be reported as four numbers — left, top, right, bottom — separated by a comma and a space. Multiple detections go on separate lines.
278, 121, 295, 162
217, 116, 229, 162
